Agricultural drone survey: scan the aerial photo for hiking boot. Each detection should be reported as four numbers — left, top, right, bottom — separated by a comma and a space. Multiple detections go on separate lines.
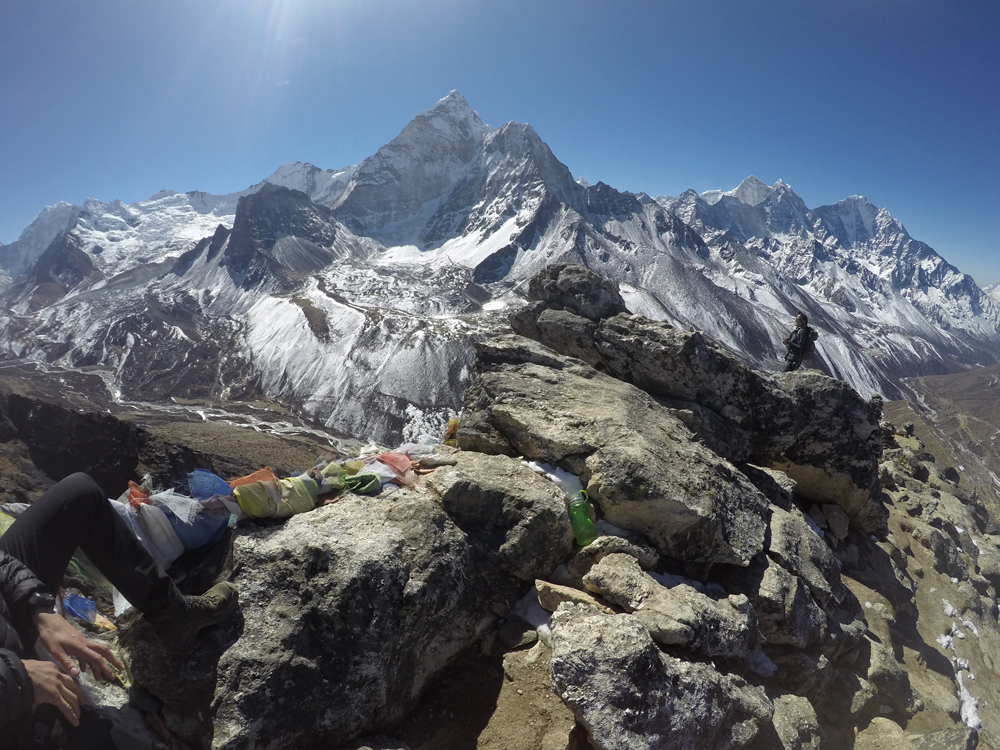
154, 582, 239, 654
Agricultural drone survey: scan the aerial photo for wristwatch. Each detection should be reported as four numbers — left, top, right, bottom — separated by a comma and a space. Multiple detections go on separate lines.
28, 591, 57, 615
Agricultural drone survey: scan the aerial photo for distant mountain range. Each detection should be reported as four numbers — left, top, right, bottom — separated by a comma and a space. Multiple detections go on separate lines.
1, 91, 998, 443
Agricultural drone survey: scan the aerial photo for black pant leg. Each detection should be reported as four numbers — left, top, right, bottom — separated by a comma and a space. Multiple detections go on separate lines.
0, 473, 184, 623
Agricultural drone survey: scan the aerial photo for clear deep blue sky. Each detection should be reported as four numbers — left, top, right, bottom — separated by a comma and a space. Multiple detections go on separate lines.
2, 0, 998, 283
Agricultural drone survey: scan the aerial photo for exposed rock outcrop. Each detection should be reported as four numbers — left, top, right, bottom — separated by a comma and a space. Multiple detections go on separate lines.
30, 263, 996, 750
548, 604, 773, 750
460, 334, 769, 566
510, 262, 886, 536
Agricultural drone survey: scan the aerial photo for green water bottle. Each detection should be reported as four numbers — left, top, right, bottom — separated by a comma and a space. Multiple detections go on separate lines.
568, 491, 598, 547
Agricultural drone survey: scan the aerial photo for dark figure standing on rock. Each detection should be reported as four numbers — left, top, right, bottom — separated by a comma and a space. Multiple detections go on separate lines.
782, 312, 817, 372
0, 472, 239, 750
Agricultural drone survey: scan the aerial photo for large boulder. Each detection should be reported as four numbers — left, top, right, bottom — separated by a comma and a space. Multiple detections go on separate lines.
761, 371, 885, 533
422, 451, 574, 581
582, 553, 760, 658
715, 553, 827, 650
549, 603, 773, 750
124, 489, 527, 749
460, 335, 769, 566
523, 262, 629, 321
768, 694, 823, 750
509, 265, 886, 534
767, 505, 844, 609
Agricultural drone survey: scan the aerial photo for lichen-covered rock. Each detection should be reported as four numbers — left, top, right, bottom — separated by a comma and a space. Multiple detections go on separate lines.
460, 336, 769, 566
582, 554, 759, 658
536, 579, 614, 614
422, 451, 574, 581
766, 506, 844, 609
761, 371, 885, 534
715, 553, 827, 650
769, 694, 823, 750
975, 541, 1000, 588
864, 638, 923, 718
125, 491, 523, 750
549, 604, 773, 750
566, 533, 660, 578
507, 265, 885, 534
524, 262, 629, 321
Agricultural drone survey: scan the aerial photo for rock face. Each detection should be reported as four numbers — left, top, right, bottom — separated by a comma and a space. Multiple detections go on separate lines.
511, 262, 886, 535
128, 485, 550, 749
582, 554, 759, 657
549, 604, 772, 750
460, 334, 769, 566
74, 263, 999, 749
421, 451, 574, 581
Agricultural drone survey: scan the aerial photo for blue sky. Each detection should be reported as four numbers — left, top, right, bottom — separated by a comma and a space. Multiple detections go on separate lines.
2, 0, 998, 283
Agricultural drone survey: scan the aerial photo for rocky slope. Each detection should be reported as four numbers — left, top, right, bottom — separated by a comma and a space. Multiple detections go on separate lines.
1, 93, 998, 448
3, 265, 996, 750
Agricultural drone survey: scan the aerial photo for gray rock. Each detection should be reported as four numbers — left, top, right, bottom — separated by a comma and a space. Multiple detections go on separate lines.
566, 534, 660, 578
124, 491, 523, 750
460, 335, 769, 566
975, 541, 1000, 587
864, 638, 923, 718
813, 666, 878, 725
666, 400, 752, 463
763, 372, 885, 534
524, 262, 629, 321
536, 579, 615, 614
769, 694, 823, 750
549, 604, 773, 750
842, 533, 918, 620
767, 506, 843, 609
583, 554, 759, 658
923, 527, 969, 580
422, 451, 574, 581
499, 615, 539, 650
507, 267, 885, 533
910, 727, 981, 750
822, 503, 850, 540
536, 308, 602, 363
766, 650, 834, 700
716, 553, 827, 649
738, 465, 796, 511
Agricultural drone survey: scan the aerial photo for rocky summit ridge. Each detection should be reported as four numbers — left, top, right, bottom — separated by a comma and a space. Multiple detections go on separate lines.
3, 264, 997, 750
0, 92, 998, 447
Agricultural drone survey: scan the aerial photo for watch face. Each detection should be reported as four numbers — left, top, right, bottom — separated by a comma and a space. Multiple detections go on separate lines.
30, 592, 56, 610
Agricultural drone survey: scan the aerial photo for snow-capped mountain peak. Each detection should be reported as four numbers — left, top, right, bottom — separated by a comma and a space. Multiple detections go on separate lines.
410, 90, 490, 140
0, 202, 83, 278
260, 161, 356, 207
1, 93, 998, 446
730, 176, 774, 206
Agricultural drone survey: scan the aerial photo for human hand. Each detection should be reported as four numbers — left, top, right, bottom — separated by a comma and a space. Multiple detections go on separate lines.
33, 611, 123, 682
22, 659, 85, 726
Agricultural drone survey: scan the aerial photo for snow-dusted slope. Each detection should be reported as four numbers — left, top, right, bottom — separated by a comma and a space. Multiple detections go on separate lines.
0, 190, 246, 284
1, 94, 998, 442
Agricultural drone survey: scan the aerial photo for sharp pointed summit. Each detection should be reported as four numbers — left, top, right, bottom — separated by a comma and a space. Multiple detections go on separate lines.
0, 93, 997, 447
730, 176, 774, 206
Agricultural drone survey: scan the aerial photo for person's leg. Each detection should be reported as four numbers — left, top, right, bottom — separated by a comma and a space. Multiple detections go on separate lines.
0, 473, 184, 623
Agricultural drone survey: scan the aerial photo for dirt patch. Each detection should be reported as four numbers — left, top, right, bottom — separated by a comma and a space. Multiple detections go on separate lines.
394, 638, 593, 750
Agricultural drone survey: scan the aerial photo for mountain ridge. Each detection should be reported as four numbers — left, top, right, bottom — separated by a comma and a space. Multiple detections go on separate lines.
0, 91, 997, 444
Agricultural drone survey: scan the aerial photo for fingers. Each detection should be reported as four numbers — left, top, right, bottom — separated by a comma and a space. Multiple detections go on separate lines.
88, 641, 125, 672
60, 673, 86, 726
43, 639, 81, 679
36, 611, 123, 679
23, 659, 85, 727
79, 643, 121, 682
